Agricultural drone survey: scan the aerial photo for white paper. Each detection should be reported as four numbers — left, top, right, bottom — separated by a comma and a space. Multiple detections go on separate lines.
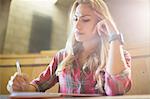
10, 92, 61, 98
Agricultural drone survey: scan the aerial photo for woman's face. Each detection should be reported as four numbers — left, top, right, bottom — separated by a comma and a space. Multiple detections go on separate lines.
73, 3, 99, 42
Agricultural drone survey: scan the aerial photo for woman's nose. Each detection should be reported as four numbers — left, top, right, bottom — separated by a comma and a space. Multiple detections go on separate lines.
75, 20, 81, 30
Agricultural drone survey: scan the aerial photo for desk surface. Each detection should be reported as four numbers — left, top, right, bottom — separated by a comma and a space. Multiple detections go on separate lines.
1, 94, 150, 99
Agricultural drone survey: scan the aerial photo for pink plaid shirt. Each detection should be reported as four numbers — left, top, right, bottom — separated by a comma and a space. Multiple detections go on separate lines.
31, 49, 131, 96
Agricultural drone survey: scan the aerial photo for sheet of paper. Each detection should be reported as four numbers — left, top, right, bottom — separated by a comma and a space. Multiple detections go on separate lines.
10, 92, 62, 98
10, 92, 101, 98
61, 93, 101, 97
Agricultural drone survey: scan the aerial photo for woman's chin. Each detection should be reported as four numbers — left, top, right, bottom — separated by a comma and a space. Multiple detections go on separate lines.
75, 37, 84, 42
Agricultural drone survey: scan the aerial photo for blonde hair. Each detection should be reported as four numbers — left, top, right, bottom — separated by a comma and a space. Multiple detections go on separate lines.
56, 0, 117, 92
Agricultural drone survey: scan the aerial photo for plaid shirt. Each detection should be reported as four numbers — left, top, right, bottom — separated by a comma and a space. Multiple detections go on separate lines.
31, 49, 131, 96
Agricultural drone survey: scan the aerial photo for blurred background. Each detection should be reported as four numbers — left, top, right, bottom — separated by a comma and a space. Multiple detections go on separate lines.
0, 0, 150, 95
0, 0, 74, 54
0, 0, 149, 54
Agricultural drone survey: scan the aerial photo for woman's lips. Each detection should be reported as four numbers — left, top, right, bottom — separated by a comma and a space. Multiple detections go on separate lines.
75, 32, 84, 35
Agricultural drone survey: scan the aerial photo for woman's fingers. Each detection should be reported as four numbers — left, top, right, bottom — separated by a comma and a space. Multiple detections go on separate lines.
13, 74, 28, 85
96, 19, 119, 36
96, 19, 108, 36
7, 72, 30, 92
94, 11, 105, 21
12, 82, 22, 91
12, 85, 21, 92
94, 10, 119, 35
102, 19, 119, 35
21, 73, 30, 83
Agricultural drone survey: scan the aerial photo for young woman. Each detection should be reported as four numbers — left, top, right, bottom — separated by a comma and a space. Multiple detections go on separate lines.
7, 0, 131, 96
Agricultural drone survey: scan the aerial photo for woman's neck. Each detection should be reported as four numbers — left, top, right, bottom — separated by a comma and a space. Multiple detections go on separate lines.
82, 35, 99, 55
78, 36, 100, 65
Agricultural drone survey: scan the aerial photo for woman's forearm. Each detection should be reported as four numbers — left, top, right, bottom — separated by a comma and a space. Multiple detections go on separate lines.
106, 40, 127, 75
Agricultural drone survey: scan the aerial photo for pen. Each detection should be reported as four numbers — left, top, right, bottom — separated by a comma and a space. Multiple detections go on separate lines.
16, 60, 21, 74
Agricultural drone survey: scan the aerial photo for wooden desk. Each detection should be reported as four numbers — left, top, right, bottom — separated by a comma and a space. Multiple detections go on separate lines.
0, 51, 58, 94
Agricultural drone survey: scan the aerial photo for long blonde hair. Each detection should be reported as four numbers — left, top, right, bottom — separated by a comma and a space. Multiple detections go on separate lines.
56, 0, 117, 92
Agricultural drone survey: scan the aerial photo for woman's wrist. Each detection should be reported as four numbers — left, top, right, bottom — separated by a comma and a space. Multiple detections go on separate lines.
27, 84, 37, 92
109, 33, 124, 45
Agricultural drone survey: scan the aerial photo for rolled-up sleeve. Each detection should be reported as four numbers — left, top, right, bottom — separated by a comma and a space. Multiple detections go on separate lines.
30, 56, 59, 92
30, 50, 65, 92
104, 51, 132, 96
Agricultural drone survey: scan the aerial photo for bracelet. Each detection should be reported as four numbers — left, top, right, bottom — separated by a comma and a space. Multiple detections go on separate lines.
108, 33, 124, 45
29, 83, 39, 92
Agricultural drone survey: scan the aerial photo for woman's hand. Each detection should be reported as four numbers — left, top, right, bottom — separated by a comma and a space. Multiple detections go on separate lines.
95, 19, 119, 37
7, 72, 33, 93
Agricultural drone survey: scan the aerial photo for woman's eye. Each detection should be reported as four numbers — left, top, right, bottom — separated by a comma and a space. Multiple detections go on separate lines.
82, 19, 90, 22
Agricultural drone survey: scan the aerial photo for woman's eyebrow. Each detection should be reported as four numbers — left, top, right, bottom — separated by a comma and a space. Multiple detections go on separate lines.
75, 14, 91, 18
